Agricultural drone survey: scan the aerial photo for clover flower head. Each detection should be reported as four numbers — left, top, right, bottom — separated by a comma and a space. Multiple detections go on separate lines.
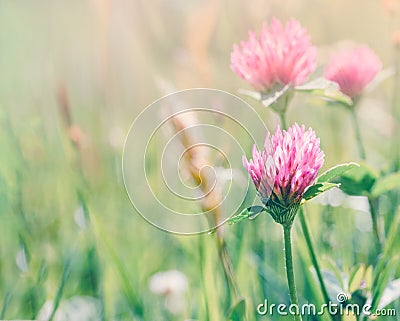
243, 124, 324, 223
231, 18, 317, 92
324, 45, 382, 98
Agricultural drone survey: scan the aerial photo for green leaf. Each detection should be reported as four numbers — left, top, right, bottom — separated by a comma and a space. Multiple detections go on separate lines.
372, 256, 399, 312
334, 162, 378, 196
295, 77, 339, 91
237, 85, 291, 108
320, 90, 353, 107
349, 264, 365, 293
227, 297, 246, 321
295, 77, 353, 106
261, 85, 291, 108
377, 278, 400, 309
303, 182, 340, 201
371, 172, 400, 198
228, 206, 266, 225
317, 162, 360, 183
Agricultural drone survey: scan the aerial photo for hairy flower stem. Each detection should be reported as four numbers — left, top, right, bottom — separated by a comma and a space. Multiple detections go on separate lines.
278, 111, 288, 130
350, 107, 366, 160
275, 110, 304, 321
283, 223, 302, 321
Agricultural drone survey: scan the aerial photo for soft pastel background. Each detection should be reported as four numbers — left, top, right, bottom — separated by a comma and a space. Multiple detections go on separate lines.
0, 0, 399, 320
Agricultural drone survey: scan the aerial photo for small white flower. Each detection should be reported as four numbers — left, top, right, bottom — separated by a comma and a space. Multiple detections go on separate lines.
149, 270, 188, 314
36, 296, 100, 321
74, 206, 87, 230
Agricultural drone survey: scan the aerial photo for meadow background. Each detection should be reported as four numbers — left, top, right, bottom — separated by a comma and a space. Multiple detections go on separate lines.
0, 0, 399, 320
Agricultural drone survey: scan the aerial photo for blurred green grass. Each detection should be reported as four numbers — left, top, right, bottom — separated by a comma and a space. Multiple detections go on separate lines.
0, 0, 399, 320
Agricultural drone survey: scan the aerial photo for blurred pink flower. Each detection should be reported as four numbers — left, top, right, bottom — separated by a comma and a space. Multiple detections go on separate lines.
231, 18, 317, 92
243, 123, 324, 207
324, 46, 382, 98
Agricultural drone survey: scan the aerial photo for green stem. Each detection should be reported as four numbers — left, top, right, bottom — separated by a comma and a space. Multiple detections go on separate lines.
372, 207, 400, 290
283, 223, 302, 321
277, 106, 300, 321
0, 292, 12, 319
349, 107, 384, 256
217, 236, 240, 300
363, 208, 400, 321
48, 260, 71, 321
215, 231, 247, 320
368, 197, 383, 252
199, 235, 211, 321
391, 44, 400, 172
298, 207, 338, 320
279, 111, 288, 130
350, 108, 366, 160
